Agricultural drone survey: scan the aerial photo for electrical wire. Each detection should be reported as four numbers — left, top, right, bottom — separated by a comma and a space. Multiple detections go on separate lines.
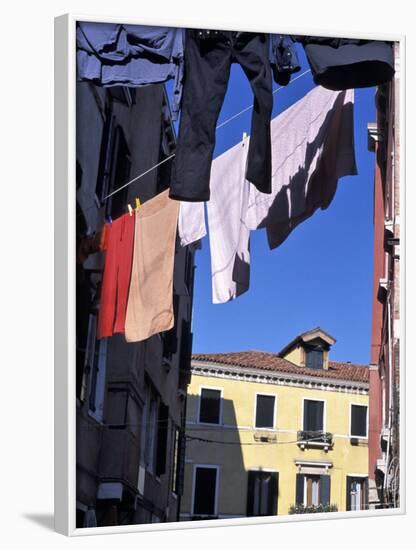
81, 416, 335, 447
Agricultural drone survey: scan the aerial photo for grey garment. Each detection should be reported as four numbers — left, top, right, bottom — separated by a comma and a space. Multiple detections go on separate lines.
76, 22, 185, 120
245, 87, 357, 250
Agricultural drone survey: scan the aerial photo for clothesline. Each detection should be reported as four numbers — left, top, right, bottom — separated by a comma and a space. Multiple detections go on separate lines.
101, 68, 312, 202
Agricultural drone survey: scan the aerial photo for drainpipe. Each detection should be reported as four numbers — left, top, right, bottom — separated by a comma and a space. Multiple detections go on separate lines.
383, 296, 393, 500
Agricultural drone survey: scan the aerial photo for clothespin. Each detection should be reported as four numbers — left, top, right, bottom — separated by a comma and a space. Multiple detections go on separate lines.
106, 215, 113, 225
127, 204, 133, 216
135, 197, 141, 211
242, 131, 248, 146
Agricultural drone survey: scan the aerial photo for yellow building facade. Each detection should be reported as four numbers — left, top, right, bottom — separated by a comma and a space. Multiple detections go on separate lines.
181, 329, 369, 520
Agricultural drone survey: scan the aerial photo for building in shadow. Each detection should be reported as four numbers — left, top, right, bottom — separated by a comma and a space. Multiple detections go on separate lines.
367, 42, 401, 509
76, 80, 197, 527
181, 328, 369, 519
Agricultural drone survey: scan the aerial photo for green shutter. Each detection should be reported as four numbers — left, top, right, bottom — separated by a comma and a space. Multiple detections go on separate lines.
296, 474, 304, 505
346, 476, 352, 511
246, 471, 256, 516
320, 475, 331, 505
269, 472, 279, 515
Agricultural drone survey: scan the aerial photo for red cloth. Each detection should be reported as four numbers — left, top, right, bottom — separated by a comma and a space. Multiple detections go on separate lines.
97, 213, 135, 338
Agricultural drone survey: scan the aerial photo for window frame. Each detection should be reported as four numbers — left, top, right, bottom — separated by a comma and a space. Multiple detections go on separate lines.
197, 386, 223, 426
253, 392, 277, 430
349, 403, 369, 439
302, 398, 326, 432
191, 464, 220, 518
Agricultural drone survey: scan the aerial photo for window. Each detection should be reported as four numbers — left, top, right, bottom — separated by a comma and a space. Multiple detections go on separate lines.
296, 474, 331, 506
88, 338, 108, 422
255, 394, 276, 429
305, 348, 324, 369
155, 402, 169, 477
193, 466, 218, 516
350, 404, 368, 437
247, 471, 278, 516
199, 388, 221, 424
95, 113, 131, 218
346, 476, 368, 511
303, 400, 324, 432
144, 390, 159, 474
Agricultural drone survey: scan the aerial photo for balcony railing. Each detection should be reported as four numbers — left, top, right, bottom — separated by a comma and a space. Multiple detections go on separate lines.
297, 430, 333, 451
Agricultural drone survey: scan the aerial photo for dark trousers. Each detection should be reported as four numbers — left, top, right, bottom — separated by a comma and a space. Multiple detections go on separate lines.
170, 30, 273, 202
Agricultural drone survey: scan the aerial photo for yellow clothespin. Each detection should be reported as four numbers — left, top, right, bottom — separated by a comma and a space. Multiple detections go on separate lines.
135, 197, 141, 211
127, 204, 133, 216
242, 131, 248, 146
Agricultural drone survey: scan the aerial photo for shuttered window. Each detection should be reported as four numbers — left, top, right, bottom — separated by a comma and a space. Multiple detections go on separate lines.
247, 471, 278, 516
303, 400, 324, 431
305, 349, 324, 369
296, 474, 331, 506
350, 405, 368, 437
255, 395, 275, 429
199, 389, 221, 424
193, 467, 218, 516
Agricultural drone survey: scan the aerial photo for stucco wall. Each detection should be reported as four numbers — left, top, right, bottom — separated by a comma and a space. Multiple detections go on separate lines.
182, 372, 369, 518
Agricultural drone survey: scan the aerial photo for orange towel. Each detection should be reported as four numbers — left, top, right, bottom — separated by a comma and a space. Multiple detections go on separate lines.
125, 189, 180, 342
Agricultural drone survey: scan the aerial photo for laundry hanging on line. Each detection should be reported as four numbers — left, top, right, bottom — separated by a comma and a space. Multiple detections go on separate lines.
76, 24, 394, 207
178, 85, 357, 304
295, 36, 395, 90
269, 34, 301, 86
125, 189, 179, 343
76, 22, 185, 120
169, 30, 273, 203
96, 189, 179, 342
97, 211, 135, 339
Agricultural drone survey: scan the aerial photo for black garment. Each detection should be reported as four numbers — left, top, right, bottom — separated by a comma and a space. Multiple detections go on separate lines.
269, 34, 301, 86
296, 37, 394, 90
169, 30, 273, 202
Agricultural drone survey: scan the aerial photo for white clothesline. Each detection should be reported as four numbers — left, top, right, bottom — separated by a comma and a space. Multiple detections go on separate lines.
102, 68, 312, 201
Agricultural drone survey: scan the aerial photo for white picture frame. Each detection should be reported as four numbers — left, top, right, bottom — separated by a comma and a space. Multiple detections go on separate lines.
54, 13, 406, 536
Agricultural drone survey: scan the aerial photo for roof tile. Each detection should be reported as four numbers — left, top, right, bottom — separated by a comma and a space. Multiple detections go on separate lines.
192, 351, 369, 384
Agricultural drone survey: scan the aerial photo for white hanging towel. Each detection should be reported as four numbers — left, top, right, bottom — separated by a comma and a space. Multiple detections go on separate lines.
207, 134, 251, 304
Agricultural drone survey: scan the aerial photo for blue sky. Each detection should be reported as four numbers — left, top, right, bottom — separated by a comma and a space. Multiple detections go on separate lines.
170, 45, 376, 365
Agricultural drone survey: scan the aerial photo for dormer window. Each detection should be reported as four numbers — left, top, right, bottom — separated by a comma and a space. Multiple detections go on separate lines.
305, 348, 324, 369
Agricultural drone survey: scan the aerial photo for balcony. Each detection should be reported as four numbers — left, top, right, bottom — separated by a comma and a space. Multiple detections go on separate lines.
297, 430, 333, 452
98, 427, 140, 489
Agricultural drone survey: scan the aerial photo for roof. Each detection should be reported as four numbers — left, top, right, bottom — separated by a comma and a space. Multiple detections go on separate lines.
191, 350, 369, 384
278, 327, 336, 357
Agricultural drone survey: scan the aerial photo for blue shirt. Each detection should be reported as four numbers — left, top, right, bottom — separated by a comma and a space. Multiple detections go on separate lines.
76, 22, 185, 120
